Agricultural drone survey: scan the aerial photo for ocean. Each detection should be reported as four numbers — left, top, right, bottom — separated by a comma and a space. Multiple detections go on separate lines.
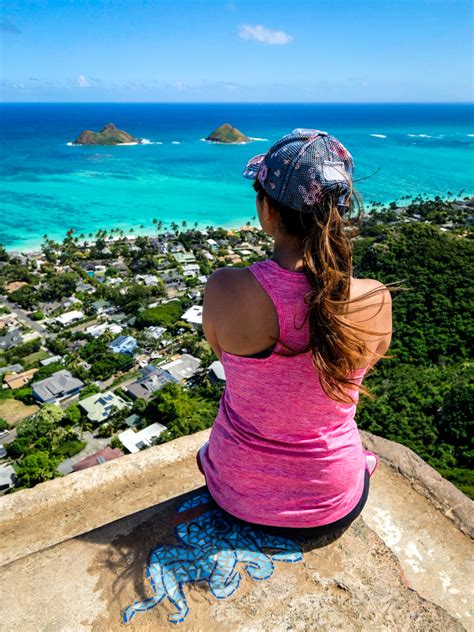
1, 103, 473, 251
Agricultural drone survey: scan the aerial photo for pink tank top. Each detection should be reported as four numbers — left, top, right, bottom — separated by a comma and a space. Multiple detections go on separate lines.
200, 258, 368, 528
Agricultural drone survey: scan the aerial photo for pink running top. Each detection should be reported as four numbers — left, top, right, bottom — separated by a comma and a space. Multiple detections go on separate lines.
200, 258, 369, 528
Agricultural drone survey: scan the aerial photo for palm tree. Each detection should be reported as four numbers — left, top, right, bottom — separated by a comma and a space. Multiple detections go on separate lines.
79, 418, 94, 440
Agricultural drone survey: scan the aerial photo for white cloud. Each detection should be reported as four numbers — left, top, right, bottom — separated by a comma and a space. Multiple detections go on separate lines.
77, 75, 91, 88
238, 23, 293, 45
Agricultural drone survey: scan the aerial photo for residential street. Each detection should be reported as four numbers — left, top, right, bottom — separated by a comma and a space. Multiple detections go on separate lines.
0, 296, 47, 335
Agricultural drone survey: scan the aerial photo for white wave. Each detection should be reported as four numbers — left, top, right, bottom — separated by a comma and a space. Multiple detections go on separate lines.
467, 134, 474, 137
66, 142, 77, 146
139, 138, 163, 145
171, 141, 180, 145
370, 134, 387, 139
407, 134, 432, 138
249, 137, 268, 141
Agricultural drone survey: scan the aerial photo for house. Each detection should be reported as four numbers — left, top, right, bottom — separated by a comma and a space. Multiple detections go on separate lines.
208, 360, 226, 383
76, 282, 96, 294
145, 326, 166, 340
160, 353, 201, 382
136, 274, 159, 287
206, 238, 219, 251
4, 368, 38, 390
0, 464, 16, 491
181, 305, 203, 326
55, 310, 84, 327
125, 365, 179, 401
40, 355, 62, 366
0, 363, 23, 376
0, 328, 23, 351
182, 264, 200, 278
72, 447, 124, 472
32, 370, 84, 404
86, 323, 123, 338
227, 254, 242, 265
109, 335, 137, 355
118, 422, 167, 454
173, 251, 197, 265
60, 296, 79, 310
79, 391, 129, 423
91, 299, 111, 315
124, 413, 142, 428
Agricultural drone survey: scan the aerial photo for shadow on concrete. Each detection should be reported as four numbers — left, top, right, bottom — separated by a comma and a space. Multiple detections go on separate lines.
77, 484, 351, 627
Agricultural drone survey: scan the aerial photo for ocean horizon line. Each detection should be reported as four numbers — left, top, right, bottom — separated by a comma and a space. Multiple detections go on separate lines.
2, 101, 474, 106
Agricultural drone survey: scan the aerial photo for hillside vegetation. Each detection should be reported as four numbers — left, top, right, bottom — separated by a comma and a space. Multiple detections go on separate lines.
352, 198, 473, 497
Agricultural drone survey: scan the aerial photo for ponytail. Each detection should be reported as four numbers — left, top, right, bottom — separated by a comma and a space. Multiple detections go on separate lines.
253, 178, 400, 405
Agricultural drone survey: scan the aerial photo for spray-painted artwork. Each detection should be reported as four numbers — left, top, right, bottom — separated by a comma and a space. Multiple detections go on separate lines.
122, 491, 304, 625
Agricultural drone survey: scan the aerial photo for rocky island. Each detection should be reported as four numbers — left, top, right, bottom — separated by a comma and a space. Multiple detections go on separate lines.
205, 123, 251, 144
72, 123, 142, 145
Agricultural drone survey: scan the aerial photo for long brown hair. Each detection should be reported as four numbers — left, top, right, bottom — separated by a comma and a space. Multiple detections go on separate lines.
253, 178, 403, 405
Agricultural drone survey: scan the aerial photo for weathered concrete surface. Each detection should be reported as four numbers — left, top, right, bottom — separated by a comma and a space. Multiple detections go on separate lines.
0, 428, 211, 566
1, 460, 472, 631
363, 459, 473, 627
361, 430, 474, 539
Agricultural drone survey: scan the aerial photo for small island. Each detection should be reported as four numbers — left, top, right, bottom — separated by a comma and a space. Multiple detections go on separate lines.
72, 123, 142, 146
205, 123, 251, 144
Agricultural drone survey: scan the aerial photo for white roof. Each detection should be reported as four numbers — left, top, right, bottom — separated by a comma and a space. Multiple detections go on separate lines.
181, 305, 203, 325
146, 326, 166, 338
0, 464, 16, 488
160, 353, 201, 381
86, 323, 123, 338
209, 360, 226, 381
118, 422, 167, 454
183, 264, 200, 272
56, 310, 84, 326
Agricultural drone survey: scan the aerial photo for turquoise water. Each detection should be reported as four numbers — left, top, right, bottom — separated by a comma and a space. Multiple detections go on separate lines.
1, 103, 473, 250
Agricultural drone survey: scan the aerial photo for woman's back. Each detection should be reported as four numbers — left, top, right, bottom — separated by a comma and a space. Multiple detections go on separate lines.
200, 258, 389, 528
201, 128, 392, 529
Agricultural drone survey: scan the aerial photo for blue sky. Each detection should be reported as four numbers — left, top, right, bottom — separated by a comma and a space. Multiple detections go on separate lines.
1, 0, 472, 102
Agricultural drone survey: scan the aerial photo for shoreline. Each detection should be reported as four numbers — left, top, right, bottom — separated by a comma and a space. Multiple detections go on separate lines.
4, 192, 472, 255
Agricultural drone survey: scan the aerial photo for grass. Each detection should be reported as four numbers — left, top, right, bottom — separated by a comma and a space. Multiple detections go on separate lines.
55, 440, 87, 458
21, 350, 50, 367
0, 399, 39, 425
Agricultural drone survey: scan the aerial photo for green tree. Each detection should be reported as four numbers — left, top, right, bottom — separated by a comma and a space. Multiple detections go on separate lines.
16, 451, 61, 487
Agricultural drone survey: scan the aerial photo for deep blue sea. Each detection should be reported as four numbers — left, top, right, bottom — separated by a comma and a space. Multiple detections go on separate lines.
1, 103, 473, 250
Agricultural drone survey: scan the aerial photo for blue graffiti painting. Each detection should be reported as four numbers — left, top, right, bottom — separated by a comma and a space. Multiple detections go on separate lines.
122, 491, 304, 625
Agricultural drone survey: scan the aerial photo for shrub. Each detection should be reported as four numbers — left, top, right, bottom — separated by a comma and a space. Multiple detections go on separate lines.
55, 440, 87, 458
135, 300, 182, 329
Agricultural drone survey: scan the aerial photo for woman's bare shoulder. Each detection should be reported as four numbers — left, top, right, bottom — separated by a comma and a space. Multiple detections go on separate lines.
348, 277, 392, 348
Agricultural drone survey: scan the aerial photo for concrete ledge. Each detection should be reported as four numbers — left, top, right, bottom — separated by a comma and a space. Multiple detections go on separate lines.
1, 427, 472, 569
360, 431, 474, 539
0, 428, 211, 567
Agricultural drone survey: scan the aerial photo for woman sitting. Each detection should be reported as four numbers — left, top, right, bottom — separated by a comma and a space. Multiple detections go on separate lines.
198, 128, 392, 538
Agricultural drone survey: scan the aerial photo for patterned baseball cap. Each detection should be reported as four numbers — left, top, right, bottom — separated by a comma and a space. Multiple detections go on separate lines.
243, 128, 354, 213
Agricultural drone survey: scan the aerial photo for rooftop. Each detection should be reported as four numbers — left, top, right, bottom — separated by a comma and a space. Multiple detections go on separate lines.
32, 369, 84, 403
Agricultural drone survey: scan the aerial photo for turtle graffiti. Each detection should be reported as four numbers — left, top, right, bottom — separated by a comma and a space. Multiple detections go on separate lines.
122, 491, 304, 625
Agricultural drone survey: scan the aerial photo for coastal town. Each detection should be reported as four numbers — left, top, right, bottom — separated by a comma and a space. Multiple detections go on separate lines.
0, 218, 275, 492
0, 194, 471, 494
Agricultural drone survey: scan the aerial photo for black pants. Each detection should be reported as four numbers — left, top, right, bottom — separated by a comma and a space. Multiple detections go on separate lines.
206, 468, 370, 539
